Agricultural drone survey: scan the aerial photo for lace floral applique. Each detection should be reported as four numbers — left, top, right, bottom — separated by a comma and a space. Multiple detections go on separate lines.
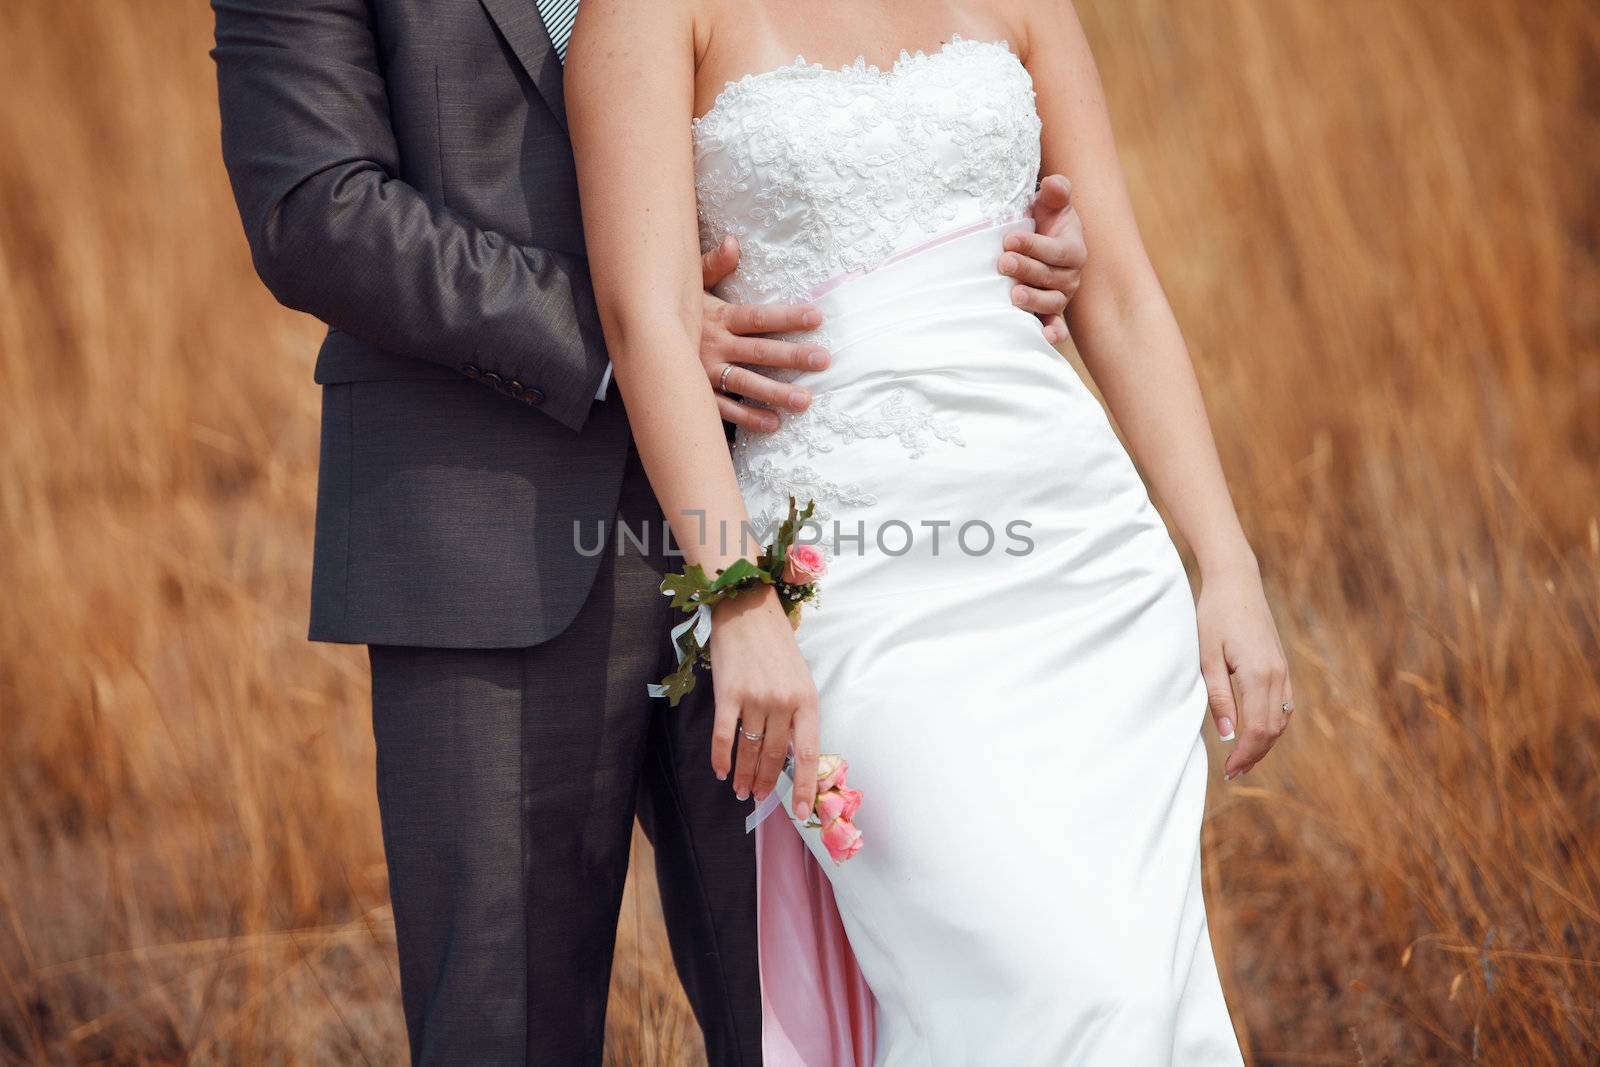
733, 455, 879, 554
735, 457, 879, 512
731, 386, 965, 555
764, 389, 966, 461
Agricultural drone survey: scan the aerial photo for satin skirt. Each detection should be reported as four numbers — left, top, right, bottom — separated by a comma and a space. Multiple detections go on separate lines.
733, 219, 1244, 1066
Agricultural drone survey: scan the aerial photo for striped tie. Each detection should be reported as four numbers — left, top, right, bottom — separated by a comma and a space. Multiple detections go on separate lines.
533, 0, 580, 63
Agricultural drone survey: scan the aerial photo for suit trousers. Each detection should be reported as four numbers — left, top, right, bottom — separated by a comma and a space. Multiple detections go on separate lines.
368, 444, 761, 1066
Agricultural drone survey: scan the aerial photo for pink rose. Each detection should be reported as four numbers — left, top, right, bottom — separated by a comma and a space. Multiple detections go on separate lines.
783, 544, 827, 586
816, 755, 848, 794
821, 816, 864, 864
834, 786, 862, 821
814, 785, 862, 825
807, 754, 864, 862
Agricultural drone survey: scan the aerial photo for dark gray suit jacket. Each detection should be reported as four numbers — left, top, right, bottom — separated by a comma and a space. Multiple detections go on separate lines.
212, 0, 633, 648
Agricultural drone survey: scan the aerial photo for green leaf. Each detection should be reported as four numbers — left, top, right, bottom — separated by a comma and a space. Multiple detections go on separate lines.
776, 498, 800, 551
654, 630, 708, 707
660, 563, 712, 611
656, 657, 700, 707
711, 557, 766, 592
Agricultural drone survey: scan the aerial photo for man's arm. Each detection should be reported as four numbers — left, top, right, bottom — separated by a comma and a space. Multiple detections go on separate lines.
210, 0, 608, 432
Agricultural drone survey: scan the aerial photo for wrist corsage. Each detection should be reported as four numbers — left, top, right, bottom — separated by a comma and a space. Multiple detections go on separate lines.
646, 496, 825, 706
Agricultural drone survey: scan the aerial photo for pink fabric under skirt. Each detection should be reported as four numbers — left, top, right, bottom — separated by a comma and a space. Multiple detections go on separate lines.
755, 817, 876, 1065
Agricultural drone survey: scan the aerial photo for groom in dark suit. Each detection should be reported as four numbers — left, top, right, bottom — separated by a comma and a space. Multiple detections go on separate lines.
210, 1, 1085, 1063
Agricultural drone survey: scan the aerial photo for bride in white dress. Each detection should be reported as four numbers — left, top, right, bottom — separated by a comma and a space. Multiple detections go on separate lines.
568, 1, 1293, 1063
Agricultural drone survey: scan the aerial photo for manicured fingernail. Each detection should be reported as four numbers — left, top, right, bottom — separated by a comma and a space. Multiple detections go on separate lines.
802, 310, 822, 327
807, 349, 829, 369
1218, 718, 1235, 742
795, 802, 810, 821
736, 789, 748, 801
787, 390, 809, 410
1223, 770, 1236, 782
716, 770, 727, 781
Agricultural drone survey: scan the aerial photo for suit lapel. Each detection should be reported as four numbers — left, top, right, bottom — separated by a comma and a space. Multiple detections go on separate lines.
479, 0, 569, 134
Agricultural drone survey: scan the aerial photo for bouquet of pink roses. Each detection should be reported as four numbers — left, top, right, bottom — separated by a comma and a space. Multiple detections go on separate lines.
805, 754, 864, 863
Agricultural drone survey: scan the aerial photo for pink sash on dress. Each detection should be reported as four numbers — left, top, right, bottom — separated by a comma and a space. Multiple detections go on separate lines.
755, 817, 877, 1066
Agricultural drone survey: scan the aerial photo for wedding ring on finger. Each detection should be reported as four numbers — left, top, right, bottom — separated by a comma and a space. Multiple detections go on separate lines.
718, 365, 735, 394
739, 725, 765, 743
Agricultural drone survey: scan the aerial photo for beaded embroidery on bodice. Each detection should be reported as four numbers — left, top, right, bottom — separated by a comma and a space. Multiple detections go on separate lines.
692, 35, 1043, 306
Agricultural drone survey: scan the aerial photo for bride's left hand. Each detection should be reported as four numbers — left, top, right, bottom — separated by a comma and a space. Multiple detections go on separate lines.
1195, 556, 1294, 780
1001, 174, 1087, 345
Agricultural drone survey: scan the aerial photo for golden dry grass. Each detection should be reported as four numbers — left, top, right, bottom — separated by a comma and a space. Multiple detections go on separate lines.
0, 1, 1596, 1064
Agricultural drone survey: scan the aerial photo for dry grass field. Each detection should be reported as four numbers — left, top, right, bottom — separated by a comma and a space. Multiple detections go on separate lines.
2, 1, 1597, 1064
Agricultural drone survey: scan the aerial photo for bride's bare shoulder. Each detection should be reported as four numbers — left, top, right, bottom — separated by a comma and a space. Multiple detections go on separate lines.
566, 0, 703, 79
569, 0, 701, 48
975, 0, 1080, 64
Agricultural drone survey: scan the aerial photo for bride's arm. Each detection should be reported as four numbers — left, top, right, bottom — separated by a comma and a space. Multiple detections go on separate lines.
1021, 1, 1293, 778
565, 0, 821, 816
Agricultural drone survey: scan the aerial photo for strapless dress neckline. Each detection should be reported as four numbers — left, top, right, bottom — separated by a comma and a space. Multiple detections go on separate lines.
692, 34, 1021, 132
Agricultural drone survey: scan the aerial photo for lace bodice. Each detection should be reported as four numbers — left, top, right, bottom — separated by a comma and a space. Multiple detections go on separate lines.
692, 35, 1043, 305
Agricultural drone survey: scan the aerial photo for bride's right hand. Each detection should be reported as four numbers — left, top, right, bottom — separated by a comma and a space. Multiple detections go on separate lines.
709, 585, 821, 821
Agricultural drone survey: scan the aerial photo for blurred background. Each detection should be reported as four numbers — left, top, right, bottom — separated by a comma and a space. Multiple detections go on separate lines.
1, 1, 1597, 1063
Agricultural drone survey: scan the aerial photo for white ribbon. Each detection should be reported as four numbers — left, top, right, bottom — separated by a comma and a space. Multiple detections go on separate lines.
644, 597, 713, 699
745, 762, 795, 833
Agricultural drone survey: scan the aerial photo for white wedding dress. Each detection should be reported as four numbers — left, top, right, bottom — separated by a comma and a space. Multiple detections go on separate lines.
694, 35, 1244, 1066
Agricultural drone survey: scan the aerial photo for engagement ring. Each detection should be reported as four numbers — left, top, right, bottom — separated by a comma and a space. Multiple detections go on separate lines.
739, 726, 765, 743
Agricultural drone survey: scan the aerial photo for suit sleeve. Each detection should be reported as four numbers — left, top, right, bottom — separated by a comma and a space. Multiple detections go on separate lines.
210, 0, 609, 432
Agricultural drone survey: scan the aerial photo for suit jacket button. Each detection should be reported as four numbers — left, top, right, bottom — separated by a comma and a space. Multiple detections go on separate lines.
481, 371, 503, 388
526, 386, 547, 405
461, 363, 481, 380
507, 379, 525, 397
